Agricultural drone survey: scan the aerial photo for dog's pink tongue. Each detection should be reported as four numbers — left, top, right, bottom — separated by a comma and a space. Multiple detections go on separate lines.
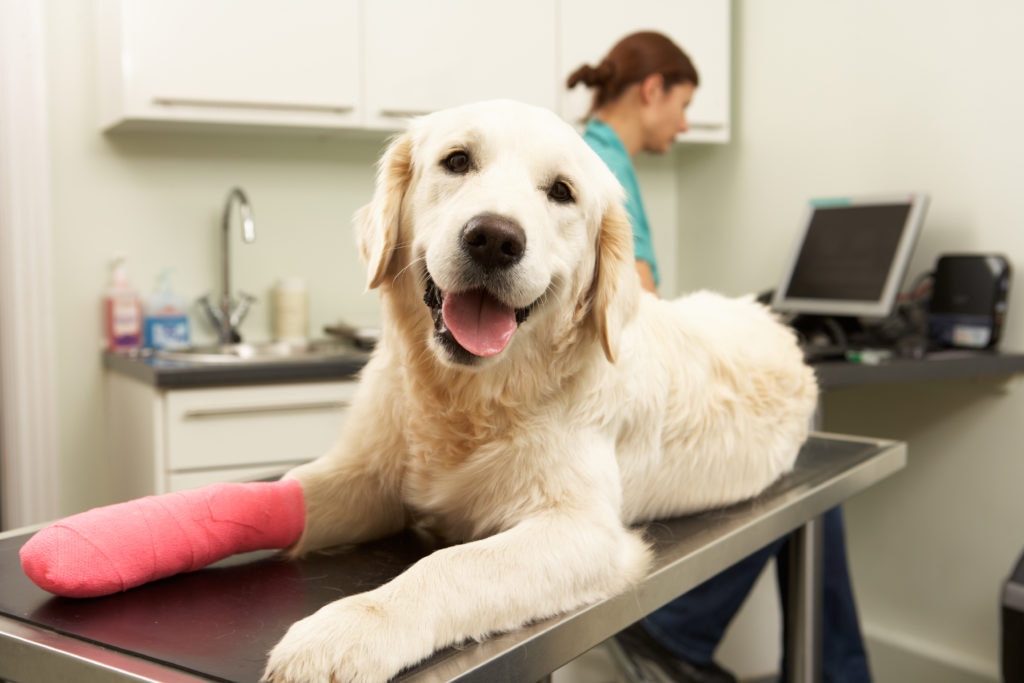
442, 290, 518, 357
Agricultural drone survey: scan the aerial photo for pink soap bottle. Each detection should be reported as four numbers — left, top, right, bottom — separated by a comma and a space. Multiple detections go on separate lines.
104, 255, 142, 351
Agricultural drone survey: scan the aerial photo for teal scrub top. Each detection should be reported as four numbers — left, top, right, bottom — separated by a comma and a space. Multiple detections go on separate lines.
581, 118, 659, 287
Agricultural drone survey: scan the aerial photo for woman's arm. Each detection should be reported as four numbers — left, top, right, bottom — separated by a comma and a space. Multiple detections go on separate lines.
636, 259, 658, 295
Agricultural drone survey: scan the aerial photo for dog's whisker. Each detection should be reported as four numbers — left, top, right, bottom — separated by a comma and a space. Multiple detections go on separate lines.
393, 254, 427, 286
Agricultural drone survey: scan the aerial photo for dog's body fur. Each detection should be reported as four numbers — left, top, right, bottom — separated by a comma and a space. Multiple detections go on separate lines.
265, 100, 818, 682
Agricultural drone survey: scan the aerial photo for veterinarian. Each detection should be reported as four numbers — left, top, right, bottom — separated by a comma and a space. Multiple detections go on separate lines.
568, 31, 872, 683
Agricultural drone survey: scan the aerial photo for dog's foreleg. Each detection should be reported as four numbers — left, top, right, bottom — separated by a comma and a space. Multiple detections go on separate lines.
21, 480, 306, 598
264, 506, 650, 683
283, 451, 406, 556
283, 377, 409, 555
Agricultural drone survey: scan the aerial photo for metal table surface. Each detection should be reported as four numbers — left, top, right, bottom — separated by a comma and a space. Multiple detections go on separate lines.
0, 433, 905, 683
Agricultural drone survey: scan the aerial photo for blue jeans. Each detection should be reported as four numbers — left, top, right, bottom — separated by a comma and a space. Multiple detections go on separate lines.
641, 507, 871, 683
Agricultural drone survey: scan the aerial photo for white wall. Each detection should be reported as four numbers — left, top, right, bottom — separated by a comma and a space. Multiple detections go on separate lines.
676, 2, 1024, 680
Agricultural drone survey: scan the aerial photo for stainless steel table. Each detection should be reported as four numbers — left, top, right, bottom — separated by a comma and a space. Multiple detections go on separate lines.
0, 433, 905, 683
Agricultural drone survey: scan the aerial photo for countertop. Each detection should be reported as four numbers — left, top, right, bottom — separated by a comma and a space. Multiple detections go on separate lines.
812, 348, 1024, 389
102, 345, 372, 389
103, 344, 1024, 392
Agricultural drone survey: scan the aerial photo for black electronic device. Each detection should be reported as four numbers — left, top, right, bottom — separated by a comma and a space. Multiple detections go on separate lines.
928, 254, 1011, 349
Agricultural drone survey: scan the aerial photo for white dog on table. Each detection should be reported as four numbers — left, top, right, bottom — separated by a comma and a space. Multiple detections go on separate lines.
264, 99, 818, 682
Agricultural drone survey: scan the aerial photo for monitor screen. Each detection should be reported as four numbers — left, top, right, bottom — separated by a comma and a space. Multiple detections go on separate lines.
772, 193, 929, 318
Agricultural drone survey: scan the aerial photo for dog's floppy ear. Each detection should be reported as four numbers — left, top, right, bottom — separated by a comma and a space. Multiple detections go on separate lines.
591, 201, 640, 363
356, 133, 414, 290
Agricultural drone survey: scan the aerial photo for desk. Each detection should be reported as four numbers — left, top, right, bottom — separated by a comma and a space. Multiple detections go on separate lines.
813, 349, 1024, 390
0, 434, 903, 683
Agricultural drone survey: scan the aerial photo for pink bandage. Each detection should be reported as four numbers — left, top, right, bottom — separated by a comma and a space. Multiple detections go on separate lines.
20, 479, 305, 598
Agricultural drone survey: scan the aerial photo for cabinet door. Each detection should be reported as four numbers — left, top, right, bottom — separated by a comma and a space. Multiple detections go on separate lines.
363, 0, 558, 129
559, 0, 730, 143
102, 0, 360, 129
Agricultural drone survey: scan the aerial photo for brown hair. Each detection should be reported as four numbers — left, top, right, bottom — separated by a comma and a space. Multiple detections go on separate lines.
566, 31, 699, 118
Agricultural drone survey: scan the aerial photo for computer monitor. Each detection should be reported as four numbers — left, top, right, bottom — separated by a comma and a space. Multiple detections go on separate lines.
771, 193, 929, 318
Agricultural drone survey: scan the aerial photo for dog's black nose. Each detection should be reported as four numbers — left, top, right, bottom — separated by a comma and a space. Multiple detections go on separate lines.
461, 214, 526, 270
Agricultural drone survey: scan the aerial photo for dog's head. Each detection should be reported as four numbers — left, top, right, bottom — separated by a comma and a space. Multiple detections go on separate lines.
356, 100, 639, 368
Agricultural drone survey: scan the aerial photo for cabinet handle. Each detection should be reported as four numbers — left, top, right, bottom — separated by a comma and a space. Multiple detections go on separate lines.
378, 108, 433, 119
685, 122, 725, 131
153, 97, 355, 115
182, 401, 350, 420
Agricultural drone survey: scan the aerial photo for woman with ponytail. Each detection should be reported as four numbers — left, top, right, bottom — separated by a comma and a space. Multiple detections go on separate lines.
567, 31, 698, 294
572, 32, 873, 683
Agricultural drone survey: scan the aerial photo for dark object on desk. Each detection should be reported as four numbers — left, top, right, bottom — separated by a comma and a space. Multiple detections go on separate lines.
324, 320, 381, 350
928, 254, 1011, 349
787, 312, 927, 363
789, 314, 860, 361
779, 270, 936, 362
1002, 547, 1024, 682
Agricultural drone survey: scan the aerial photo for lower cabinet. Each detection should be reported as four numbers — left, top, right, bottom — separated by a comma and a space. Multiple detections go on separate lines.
107, 372, 356, 499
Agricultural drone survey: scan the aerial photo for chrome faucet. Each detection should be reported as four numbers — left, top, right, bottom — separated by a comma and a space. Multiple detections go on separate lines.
199, 187, 256, 344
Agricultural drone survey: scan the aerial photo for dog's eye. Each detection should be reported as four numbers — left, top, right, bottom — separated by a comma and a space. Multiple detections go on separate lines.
442, 150, 471, 174
548, 180, 575, 204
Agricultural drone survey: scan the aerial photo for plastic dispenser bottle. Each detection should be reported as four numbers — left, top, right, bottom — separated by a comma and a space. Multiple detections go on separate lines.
143, 269, 191, 350
104, 256, 142, 351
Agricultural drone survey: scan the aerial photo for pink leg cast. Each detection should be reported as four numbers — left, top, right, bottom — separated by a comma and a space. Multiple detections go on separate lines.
19, 479, 304, 598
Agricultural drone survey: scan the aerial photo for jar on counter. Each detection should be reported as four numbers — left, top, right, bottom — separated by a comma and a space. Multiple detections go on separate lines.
273, 277, 309, 342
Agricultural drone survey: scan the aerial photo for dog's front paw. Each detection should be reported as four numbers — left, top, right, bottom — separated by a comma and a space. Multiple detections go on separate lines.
263, 594, 427, 683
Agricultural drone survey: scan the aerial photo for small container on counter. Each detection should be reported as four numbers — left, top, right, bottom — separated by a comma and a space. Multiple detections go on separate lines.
104, 255, 142, 352
143, 269, 190, 350
273, 276, 309, 342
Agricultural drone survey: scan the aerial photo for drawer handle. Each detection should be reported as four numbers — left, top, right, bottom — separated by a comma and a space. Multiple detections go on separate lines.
153, 97, 356, 114
378, 108, 433, 119
684, 122, 725, 131
182, 401, 349, 420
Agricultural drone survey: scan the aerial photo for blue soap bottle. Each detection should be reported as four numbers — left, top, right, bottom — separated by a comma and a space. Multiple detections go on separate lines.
143, 269, 190, 350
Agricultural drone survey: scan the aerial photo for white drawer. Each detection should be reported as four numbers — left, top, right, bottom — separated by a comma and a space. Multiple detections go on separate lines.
166, 462, 308, 492
164, 381, 356, 471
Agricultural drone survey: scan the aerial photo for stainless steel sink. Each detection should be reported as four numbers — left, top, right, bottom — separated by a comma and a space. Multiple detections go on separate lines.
153, 339, 363, 364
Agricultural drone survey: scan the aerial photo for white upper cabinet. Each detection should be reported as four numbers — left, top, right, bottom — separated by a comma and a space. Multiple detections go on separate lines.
559, 0, 731, 143
362, 0, 558, 130
96, 0, 728, 142
97, 0, 361, 131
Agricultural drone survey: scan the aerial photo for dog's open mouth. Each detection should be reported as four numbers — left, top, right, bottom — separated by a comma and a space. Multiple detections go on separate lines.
424, 277, 532, 360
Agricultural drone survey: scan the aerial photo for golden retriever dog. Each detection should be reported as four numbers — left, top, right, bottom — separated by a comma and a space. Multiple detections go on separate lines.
264, 100, 818, 682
